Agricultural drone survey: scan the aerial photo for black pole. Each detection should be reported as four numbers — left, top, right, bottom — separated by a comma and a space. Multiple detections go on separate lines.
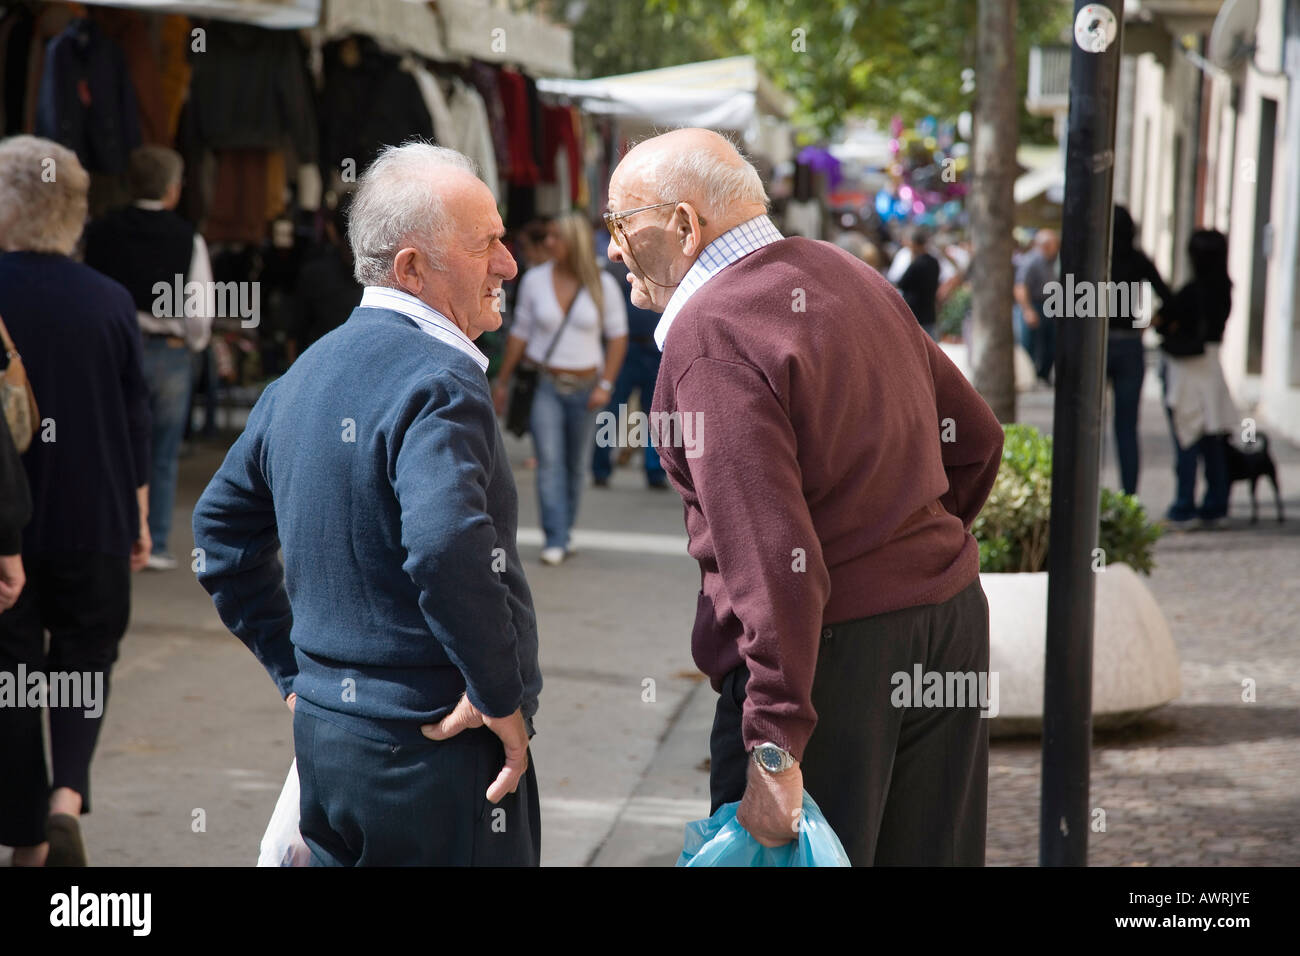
1039, 2, 1125, 867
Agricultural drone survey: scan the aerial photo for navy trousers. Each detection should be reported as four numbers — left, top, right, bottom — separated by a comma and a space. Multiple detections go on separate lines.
294, 707, 541, 866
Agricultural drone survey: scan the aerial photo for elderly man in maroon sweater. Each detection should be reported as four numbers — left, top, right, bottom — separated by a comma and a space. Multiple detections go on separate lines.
605, 129, 1004, 865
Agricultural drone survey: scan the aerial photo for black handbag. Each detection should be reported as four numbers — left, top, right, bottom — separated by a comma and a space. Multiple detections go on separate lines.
504, 293, 579, 438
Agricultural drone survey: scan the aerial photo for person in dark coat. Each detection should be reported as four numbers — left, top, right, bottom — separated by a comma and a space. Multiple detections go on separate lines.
0, 135, 151, 867
1107, 206, 1171, 495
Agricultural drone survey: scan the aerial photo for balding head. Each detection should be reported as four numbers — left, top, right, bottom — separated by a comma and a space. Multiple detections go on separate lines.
611, 128, 768, 235
605, 128, 769, 311
1035, 228, 1060, 260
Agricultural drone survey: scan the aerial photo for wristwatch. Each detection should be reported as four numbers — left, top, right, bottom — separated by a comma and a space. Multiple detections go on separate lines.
751, 742, 797, 774
598, 378, 614, 391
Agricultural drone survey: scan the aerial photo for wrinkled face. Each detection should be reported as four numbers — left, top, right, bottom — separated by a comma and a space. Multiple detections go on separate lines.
604, 169, 689, 313
415, 181, 516, 338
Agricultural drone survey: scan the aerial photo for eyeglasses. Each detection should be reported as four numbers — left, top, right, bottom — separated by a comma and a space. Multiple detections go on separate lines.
603, 200, 706, 242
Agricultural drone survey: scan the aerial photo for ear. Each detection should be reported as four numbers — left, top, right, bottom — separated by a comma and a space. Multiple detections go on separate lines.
676, 205, 703, 256
393, 247, 423, 296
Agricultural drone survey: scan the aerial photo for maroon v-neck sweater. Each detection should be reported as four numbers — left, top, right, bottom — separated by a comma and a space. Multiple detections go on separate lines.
651, 237, 1003, 760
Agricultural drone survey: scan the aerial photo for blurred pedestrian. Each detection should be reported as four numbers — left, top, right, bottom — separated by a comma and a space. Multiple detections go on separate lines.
287, 192, 362, 362
1155, 229, 1238, 529
895, 225, 941, 340
83, 146, 213, 571
0, 135, 152, 867
193, 142, 541, 866
493, 212, 628, 565
591, 258, 667, 490
606, 128, 1004, 865
1108, 206, 1170, 496
1014, 229, 1060, 384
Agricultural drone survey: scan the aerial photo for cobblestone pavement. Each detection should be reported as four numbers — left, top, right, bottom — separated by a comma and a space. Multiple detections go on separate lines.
987, 387, 1300, 866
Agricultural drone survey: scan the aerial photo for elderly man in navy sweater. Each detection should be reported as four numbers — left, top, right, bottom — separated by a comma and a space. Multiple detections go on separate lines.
193, 143, 540, 866
607, 129, 1004, 865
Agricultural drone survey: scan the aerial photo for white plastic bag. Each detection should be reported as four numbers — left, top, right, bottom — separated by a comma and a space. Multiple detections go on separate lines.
257, 759, 311, 867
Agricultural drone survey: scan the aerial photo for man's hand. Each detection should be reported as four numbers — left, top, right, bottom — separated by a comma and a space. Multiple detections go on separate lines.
0, 553, 25, 613
130, 524, 152, 572
285, 692, 297, 713
422, 695, 529, 804
586, 384, 611, 412
492, 383, 510, 417
736, 757, 804, 848
1023, 309, 1040, 330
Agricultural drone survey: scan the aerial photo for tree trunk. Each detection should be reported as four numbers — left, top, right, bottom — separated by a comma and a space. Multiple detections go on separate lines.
968, 0, 1019, 423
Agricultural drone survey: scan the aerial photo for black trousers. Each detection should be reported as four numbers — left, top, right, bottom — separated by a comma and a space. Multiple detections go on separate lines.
295, 707, 542, 866
710, 577, 990, 866
0, 552, 130, 847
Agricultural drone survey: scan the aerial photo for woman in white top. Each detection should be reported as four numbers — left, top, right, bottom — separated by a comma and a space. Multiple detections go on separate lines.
494, 213, 627, 564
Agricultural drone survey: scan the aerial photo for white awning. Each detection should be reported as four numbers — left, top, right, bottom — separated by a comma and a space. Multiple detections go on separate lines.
72, 0, 319, 29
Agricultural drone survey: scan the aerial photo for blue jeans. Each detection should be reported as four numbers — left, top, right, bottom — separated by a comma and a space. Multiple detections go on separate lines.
1161, 363, 1229, 521
591, 340, 665, 485
141, 338, 193, 555
531, 375, 596, 550
1106, 335, 1146, 495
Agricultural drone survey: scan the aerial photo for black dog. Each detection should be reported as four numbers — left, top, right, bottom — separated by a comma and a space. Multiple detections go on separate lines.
1226, 434, 1284, 523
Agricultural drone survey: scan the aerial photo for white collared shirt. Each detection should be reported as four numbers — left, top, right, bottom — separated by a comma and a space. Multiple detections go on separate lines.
360, 286, 489, 373
654, 215, 785, 351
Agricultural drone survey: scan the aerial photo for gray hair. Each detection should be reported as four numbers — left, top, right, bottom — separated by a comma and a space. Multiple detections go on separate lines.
0, 135, 89, 255
348, 141, 480, 286
638, 137, 768, 217
127, 145, 183, 201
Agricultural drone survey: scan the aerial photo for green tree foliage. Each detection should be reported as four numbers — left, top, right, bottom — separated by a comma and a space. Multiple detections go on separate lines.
558, 0, 1071, 141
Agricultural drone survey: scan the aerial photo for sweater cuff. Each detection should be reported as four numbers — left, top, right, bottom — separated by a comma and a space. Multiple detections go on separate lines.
465, 674, 525, 720
0, 528, 22, 556
741, 706, 817, 766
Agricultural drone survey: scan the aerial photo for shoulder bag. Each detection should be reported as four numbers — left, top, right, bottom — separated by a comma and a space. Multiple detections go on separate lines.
504, 291, 579, 438
0, 314, 39, 454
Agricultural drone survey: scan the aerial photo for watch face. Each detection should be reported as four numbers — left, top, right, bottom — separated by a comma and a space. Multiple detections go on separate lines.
760, 748, 783, 771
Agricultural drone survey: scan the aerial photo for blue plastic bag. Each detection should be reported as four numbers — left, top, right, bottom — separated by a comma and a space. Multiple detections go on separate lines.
677, 790, 851, 867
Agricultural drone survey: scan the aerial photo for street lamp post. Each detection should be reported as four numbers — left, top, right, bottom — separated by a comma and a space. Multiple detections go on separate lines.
1040, 1, 1125, 867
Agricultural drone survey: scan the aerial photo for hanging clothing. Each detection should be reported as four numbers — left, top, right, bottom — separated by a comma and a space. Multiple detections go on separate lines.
403, 60, 455, 148
21, 3, 83, 135
91, 9, 168, 146
318, 37, 431, 176
1, 5, 35, 134
446, 76, 499, 200
189, 21, 317, 161
206, 149, 269, 244
36, 17, 141, 174
466, 60, 510, 181
497, 68, 539, 187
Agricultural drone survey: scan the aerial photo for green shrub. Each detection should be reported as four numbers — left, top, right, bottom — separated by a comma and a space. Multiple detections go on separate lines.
938, 284, 971, 339
972, 424, 1162, 574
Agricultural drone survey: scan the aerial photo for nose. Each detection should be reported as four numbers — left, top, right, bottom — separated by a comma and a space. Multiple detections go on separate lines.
607, 236, 622, 263
495, 242, 519, 280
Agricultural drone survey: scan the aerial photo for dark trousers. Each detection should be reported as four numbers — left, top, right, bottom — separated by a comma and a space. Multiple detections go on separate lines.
710, 577, 990, 866
591, 339, 665, 484
295, 707, 541, 866
1167, 428, 1230, 521
1035, 313, 1057, 383
1106, 335, 1146, 495
0, 552, 130, 846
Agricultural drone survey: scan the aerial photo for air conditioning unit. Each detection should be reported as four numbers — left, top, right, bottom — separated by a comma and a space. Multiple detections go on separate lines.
1027, 45, 1072, 116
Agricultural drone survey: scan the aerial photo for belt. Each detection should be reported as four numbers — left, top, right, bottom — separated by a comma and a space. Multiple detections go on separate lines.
144, 333, 187, 348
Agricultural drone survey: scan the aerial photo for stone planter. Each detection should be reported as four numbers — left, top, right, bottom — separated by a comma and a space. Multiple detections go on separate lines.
981, 562, 1181, 736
